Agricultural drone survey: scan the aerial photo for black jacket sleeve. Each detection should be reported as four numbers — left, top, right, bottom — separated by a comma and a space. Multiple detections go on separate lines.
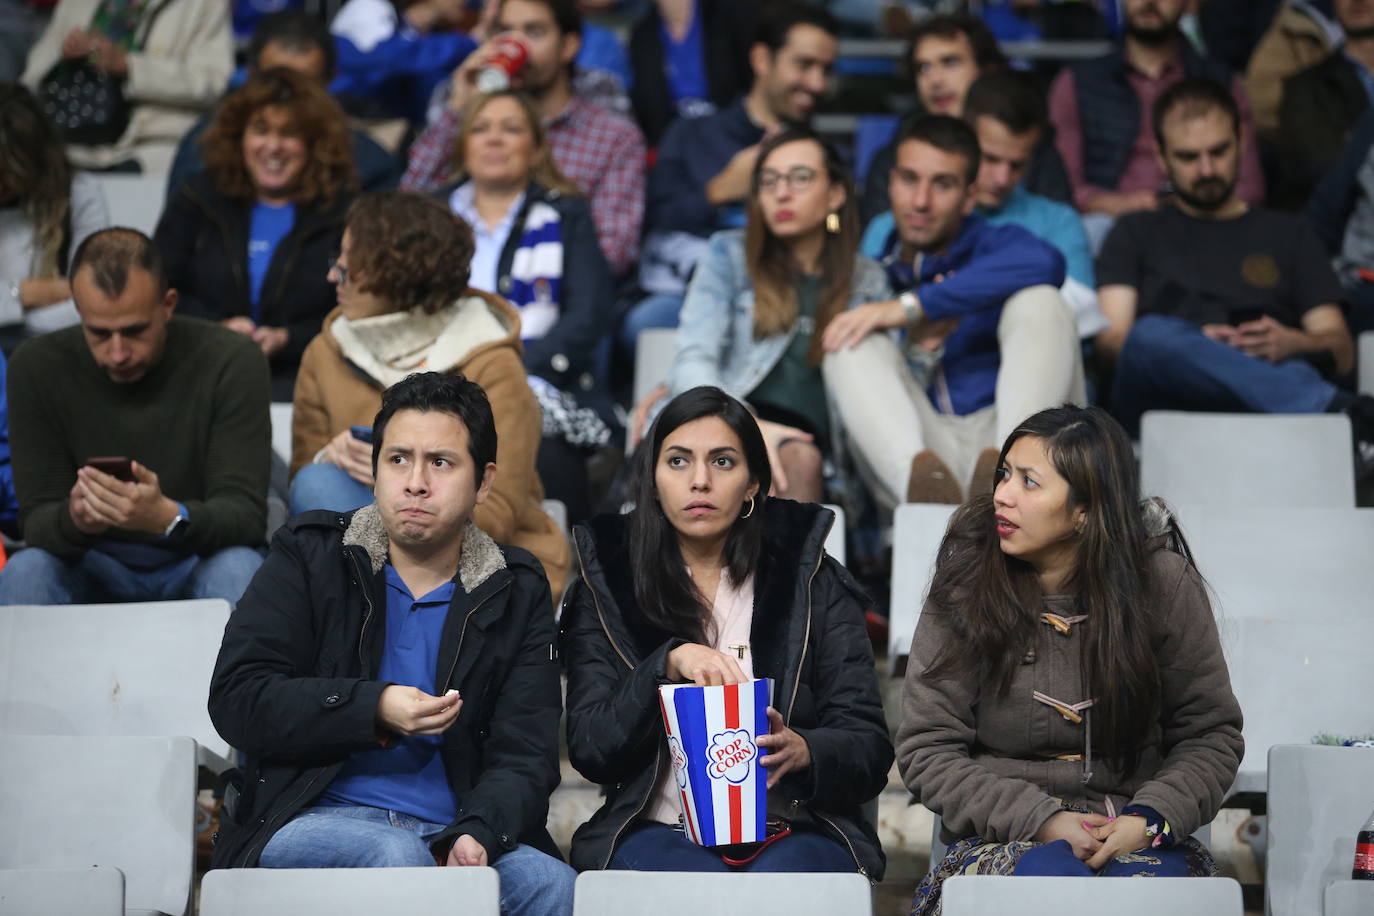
561, 575, 684, 785
789, 558, 894, 810
154, 186, 223, 324
432, 566, 563, 862
208, 528, 391, 762
524, 196, 614, 388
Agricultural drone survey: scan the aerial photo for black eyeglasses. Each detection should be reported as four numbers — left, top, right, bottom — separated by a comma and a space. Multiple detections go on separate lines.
757, 166, 819, 194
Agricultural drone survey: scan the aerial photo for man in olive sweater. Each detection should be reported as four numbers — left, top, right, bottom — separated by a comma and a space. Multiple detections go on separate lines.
0, 228, 270, 605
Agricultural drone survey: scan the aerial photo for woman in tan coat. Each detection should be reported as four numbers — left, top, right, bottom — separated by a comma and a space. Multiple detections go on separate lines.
897, 405, 1242, 913
289, 191, 569, 597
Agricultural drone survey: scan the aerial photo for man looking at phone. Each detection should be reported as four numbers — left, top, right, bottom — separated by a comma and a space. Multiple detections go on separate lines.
0, 228, 270, 605
208, 372, 573, 916
1094, 78, 1374, 463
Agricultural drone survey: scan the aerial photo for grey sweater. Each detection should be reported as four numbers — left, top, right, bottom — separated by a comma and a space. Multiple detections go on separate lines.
896, 548, 1244, 844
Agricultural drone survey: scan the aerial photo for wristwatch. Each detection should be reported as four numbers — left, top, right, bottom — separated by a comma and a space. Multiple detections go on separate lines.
898, 290, 923, 326
163, 508, 190, 539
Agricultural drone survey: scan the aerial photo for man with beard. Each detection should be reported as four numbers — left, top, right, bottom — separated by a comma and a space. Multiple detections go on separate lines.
1048, 0, 1264, 240
858, 13, 1073, 223
1279, 0, 1374, 207
1096, 78, 1374, 466
618, 1, 839, 354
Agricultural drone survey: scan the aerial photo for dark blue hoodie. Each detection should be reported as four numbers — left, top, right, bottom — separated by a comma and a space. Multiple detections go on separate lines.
877, 214, 1066, 416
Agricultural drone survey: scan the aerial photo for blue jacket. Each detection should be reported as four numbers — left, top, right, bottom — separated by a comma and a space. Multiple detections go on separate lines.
0, 348, 15, 535
872, 215, 1066, 416
645, 98, 762, 238
330, 0, 477, 123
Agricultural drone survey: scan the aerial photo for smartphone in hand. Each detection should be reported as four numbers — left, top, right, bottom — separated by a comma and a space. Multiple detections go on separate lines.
1228, 307, 1265, 327
350, 425, 374, 444
85, 456, 136, 482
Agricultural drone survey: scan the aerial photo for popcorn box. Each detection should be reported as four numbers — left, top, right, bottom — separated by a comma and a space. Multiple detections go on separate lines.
657, 678, 774, 847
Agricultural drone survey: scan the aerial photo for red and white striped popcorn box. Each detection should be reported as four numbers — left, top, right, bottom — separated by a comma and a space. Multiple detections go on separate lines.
657, 678, 774, 847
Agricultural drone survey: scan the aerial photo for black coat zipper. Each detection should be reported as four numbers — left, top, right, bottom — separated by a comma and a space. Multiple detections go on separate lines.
440, 578, 511, 691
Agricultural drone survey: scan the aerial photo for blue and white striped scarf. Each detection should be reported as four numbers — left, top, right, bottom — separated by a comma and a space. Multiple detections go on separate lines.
504, 198, 564, 343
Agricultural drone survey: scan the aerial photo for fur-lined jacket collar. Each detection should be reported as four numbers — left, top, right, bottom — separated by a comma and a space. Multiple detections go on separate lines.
342, 503, 506, 593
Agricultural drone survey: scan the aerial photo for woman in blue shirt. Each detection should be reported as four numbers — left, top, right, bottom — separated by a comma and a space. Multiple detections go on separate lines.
154, 68, 357, 399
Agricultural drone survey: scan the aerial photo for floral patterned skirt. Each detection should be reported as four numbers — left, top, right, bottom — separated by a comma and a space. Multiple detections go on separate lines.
909, 835, 1218, 916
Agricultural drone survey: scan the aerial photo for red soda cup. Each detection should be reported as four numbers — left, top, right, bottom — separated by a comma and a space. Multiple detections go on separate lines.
475, 35, 529, 92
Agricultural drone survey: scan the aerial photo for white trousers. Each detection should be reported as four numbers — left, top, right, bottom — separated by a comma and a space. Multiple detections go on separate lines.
823, 285, 1086, 508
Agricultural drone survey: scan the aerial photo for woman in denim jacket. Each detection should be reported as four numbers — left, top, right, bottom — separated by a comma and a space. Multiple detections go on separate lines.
654, 126, 890, 502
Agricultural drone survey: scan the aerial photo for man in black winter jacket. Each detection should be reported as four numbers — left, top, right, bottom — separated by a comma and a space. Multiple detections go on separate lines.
208, 371, 574, 915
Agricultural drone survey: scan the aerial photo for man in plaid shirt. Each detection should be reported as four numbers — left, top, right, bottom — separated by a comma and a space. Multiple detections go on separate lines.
401, 0, 645, 277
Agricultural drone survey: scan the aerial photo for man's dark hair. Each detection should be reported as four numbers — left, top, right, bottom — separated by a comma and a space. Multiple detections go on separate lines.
963, 71, 1048, 136
371, 372, 498, 485
249, 11, 338, 81
752, 0, 839, 53
70, 227, 167, 300
1152, 76, 1239, 150
905, 12, 1007, 82
499, 0, 582, 36
895, 114, 981, 184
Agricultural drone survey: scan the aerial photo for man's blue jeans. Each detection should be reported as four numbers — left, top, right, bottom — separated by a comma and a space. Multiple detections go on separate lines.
1111, 314, 1338, 436
617, 292, 684, 359
259, 805, 575, 916
0, 545, 262, 605
288, 463, 373, 516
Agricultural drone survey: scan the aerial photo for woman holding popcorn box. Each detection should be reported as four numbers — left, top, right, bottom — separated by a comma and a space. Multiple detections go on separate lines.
898, 405, 1243, 913
561, 386, 893, 876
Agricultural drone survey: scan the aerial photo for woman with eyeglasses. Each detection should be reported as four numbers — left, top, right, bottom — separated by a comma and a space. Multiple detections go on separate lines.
634, 126, 889, 503
154, 69, 355, 399
287, 190, 570, 597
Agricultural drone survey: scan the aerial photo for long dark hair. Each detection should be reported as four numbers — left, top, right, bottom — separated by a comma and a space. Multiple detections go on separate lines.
924, 405, 1178, 774
630, 387, 772, 643
744, 126, 859, 365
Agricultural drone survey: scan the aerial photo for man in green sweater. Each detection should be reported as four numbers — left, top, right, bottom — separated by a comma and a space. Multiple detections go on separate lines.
0, 228, 270, 605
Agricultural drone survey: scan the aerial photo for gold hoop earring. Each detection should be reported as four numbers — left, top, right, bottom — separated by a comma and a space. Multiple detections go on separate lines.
825, 212, 840, 234
740, 496, 755, 520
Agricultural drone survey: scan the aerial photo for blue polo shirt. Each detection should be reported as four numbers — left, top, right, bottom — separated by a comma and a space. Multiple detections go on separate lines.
319, 567, 458, 825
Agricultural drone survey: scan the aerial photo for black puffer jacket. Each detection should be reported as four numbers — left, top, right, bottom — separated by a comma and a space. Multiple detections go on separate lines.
560, 499, 893, 878
207, 505, 563, 869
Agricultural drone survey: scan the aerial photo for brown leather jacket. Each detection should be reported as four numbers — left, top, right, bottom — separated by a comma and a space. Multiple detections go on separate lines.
897, 547, 1243, 844
290, 290, 570, 598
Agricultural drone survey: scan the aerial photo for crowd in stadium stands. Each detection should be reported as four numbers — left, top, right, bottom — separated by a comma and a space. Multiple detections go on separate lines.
0, 0, 1371, 910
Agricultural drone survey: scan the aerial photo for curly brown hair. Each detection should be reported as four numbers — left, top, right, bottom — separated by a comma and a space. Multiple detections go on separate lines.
345, 192, 475, 315
201, 68, 357, 206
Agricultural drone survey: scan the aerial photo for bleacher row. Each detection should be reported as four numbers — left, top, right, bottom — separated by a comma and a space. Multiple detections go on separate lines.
3, 384, 1373, 915
8, 175, 1374, 916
